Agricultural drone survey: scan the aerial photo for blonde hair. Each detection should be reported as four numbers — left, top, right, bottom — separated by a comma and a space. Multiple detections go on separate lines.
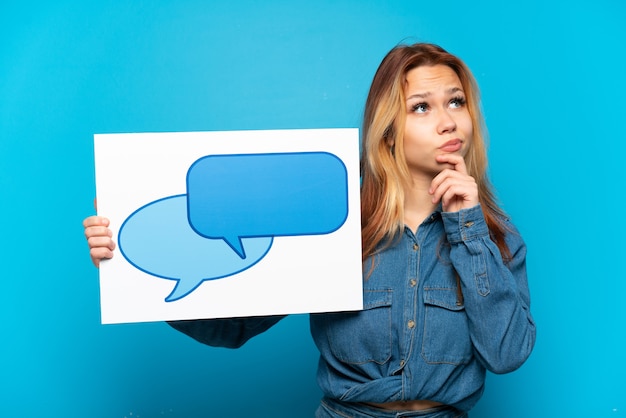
361, 43, 510, 261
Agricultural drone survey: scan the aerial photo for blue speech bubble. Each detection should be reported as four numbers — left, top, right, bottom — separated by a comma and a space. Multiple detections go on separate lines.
186, 152, 348, 258
118, 195, 273, 302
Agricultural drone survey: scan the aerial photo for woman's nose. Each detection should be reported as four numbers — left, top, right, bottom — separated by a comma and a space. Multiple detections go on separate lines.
437, 109, 457, 134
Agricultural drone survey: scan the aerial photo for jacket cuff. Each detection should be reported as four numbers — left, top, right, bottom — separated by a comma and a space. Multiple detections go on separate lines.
441, 204, 489, 244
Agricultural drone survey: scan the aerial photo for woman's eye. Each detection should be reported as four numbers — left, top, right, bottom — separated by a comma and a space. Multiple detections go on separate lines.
449, 96, 466, 109
412, 103, 428, 113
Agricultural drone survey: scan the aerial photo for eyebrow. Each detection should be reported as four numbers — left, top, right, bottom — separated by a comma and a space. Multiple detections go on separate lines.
406, 86, 464, 101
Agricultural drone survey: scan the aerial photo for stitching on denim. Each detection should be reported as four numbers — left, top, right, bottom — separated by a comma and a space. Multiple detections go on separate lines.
325, 289, 393, 365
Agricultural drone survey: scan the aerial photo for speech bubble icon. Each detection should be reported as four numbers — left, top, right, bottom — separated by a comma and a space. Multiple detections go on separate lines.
118, 195, 273, 302
186, 152, 349, 258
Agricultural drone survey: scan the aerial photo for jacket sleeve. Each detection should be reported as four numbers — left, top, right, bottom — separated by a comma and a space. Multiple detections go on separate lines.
167, 315, 286, 349
442, 204, 536, 374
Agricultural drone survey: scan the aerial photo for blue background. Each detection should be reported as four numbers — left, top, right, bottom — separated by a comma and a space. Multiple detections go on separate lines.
1, 1, 624, 416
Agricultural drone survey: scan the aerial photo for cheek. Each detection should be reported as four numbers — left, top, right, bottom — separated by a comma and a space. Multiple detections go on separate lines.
459, 110, 473, 133
460, 116, 474, 141
403, 123, 429, 149
459, 115, 474, 157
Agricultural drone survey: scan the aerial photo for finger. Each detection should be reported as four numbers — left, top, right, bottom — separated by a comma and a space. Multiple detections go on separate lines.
90, 246, 114, 259
436, 154, 468, 174
86, 233, 115, 246
432, 180, 459, 205
90, 247, 114, 267
440, 181, 479, 210
87, 235, 116, 251
429, 168, 464, 197
83, 216, 109, 229
84, 225, 113, 239
440, 184, 464, 209
430, 174, 478, 206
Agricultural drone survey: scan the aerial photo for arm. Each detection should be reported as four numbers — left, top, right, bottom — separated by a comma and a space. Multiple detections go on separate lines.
83, 215, 285, 348
168, 315, 286, 349
442, 205, 536, 373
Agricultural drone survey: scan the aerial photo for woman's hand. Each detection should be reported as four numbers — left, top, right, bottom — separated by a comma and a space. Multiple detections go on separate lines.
429, 154, 479, 212
83, 215, 115, 267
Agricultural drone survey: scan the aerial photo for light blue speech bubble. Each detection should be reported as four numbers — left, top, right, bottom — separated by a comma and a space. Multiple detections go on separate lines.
186, 152, 349, 258
118, 195, 273, 302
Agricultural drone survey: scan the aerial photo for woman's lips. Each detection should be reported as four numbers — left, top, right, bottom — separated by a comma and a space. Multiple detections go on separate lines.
439, 139, 462, 152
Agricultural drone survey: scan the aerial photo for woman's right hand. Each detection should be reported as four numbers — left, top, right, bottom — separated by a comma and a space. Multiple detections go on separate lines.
83, 216, 116, 267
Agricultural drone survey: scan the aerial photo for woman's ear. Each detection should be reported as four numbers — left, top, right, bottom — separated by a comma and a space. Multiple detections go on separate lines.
386, 137, 395, 157
383, 125, 394, 147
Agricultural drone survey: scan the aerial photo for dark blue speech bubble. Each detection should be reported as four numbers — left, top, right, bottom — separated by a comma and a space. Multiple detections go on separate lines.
186, 152, 349, 258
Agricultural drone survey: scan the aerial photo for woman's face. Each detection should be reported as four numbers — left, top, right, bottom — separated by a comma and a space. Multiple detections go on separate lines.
401, 64, 473, 180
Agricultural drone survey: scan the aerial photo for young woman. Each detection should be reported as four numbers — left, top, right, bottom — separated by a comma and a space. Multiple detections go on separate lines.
84, 42, 535, 417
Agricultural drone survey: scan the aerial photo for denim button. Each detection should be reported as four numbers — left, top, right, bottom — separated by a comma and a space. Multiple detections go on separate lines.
412, 243, 419, 251
407, 320, 415, 329
410, 279, 417, 287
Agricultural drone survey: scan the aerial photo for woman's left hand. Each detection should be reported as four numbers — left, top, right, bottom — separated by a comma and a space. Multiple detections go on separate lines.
429, 154, 479, 212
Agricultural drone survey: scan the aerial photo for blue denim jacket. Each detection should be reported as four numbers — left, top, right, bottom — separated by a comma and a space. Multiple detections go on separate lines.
169, 204, 535, 412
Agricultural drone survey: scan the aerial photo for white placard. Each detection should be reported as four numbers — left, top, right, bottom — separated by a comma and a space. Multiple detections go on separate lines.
94, 129, 363, 324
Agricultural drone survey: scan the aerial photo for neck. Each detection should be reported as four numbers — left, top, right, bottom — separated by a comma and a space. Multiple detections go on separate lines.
403, 177, 437, 232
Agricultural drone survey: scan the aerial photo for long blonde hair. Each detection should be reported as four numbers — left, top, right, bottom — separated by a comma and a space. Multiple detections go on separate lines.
361, 43, 511, 262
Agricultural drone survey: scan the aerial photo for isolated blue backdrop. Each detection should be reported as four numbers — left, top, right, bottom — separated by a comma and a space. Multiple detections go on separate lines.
1, 1, 624, 417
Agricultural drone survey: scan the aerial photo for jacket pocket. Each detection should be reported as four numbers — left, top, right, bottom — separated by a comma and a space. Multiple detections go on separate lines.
422, 287, 472, 365
323, 289, 393, 365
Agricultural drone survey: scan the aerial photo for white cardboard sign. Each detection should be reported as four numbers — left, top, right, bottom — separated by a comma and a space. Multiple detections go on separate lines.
94, 129, 363, 324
